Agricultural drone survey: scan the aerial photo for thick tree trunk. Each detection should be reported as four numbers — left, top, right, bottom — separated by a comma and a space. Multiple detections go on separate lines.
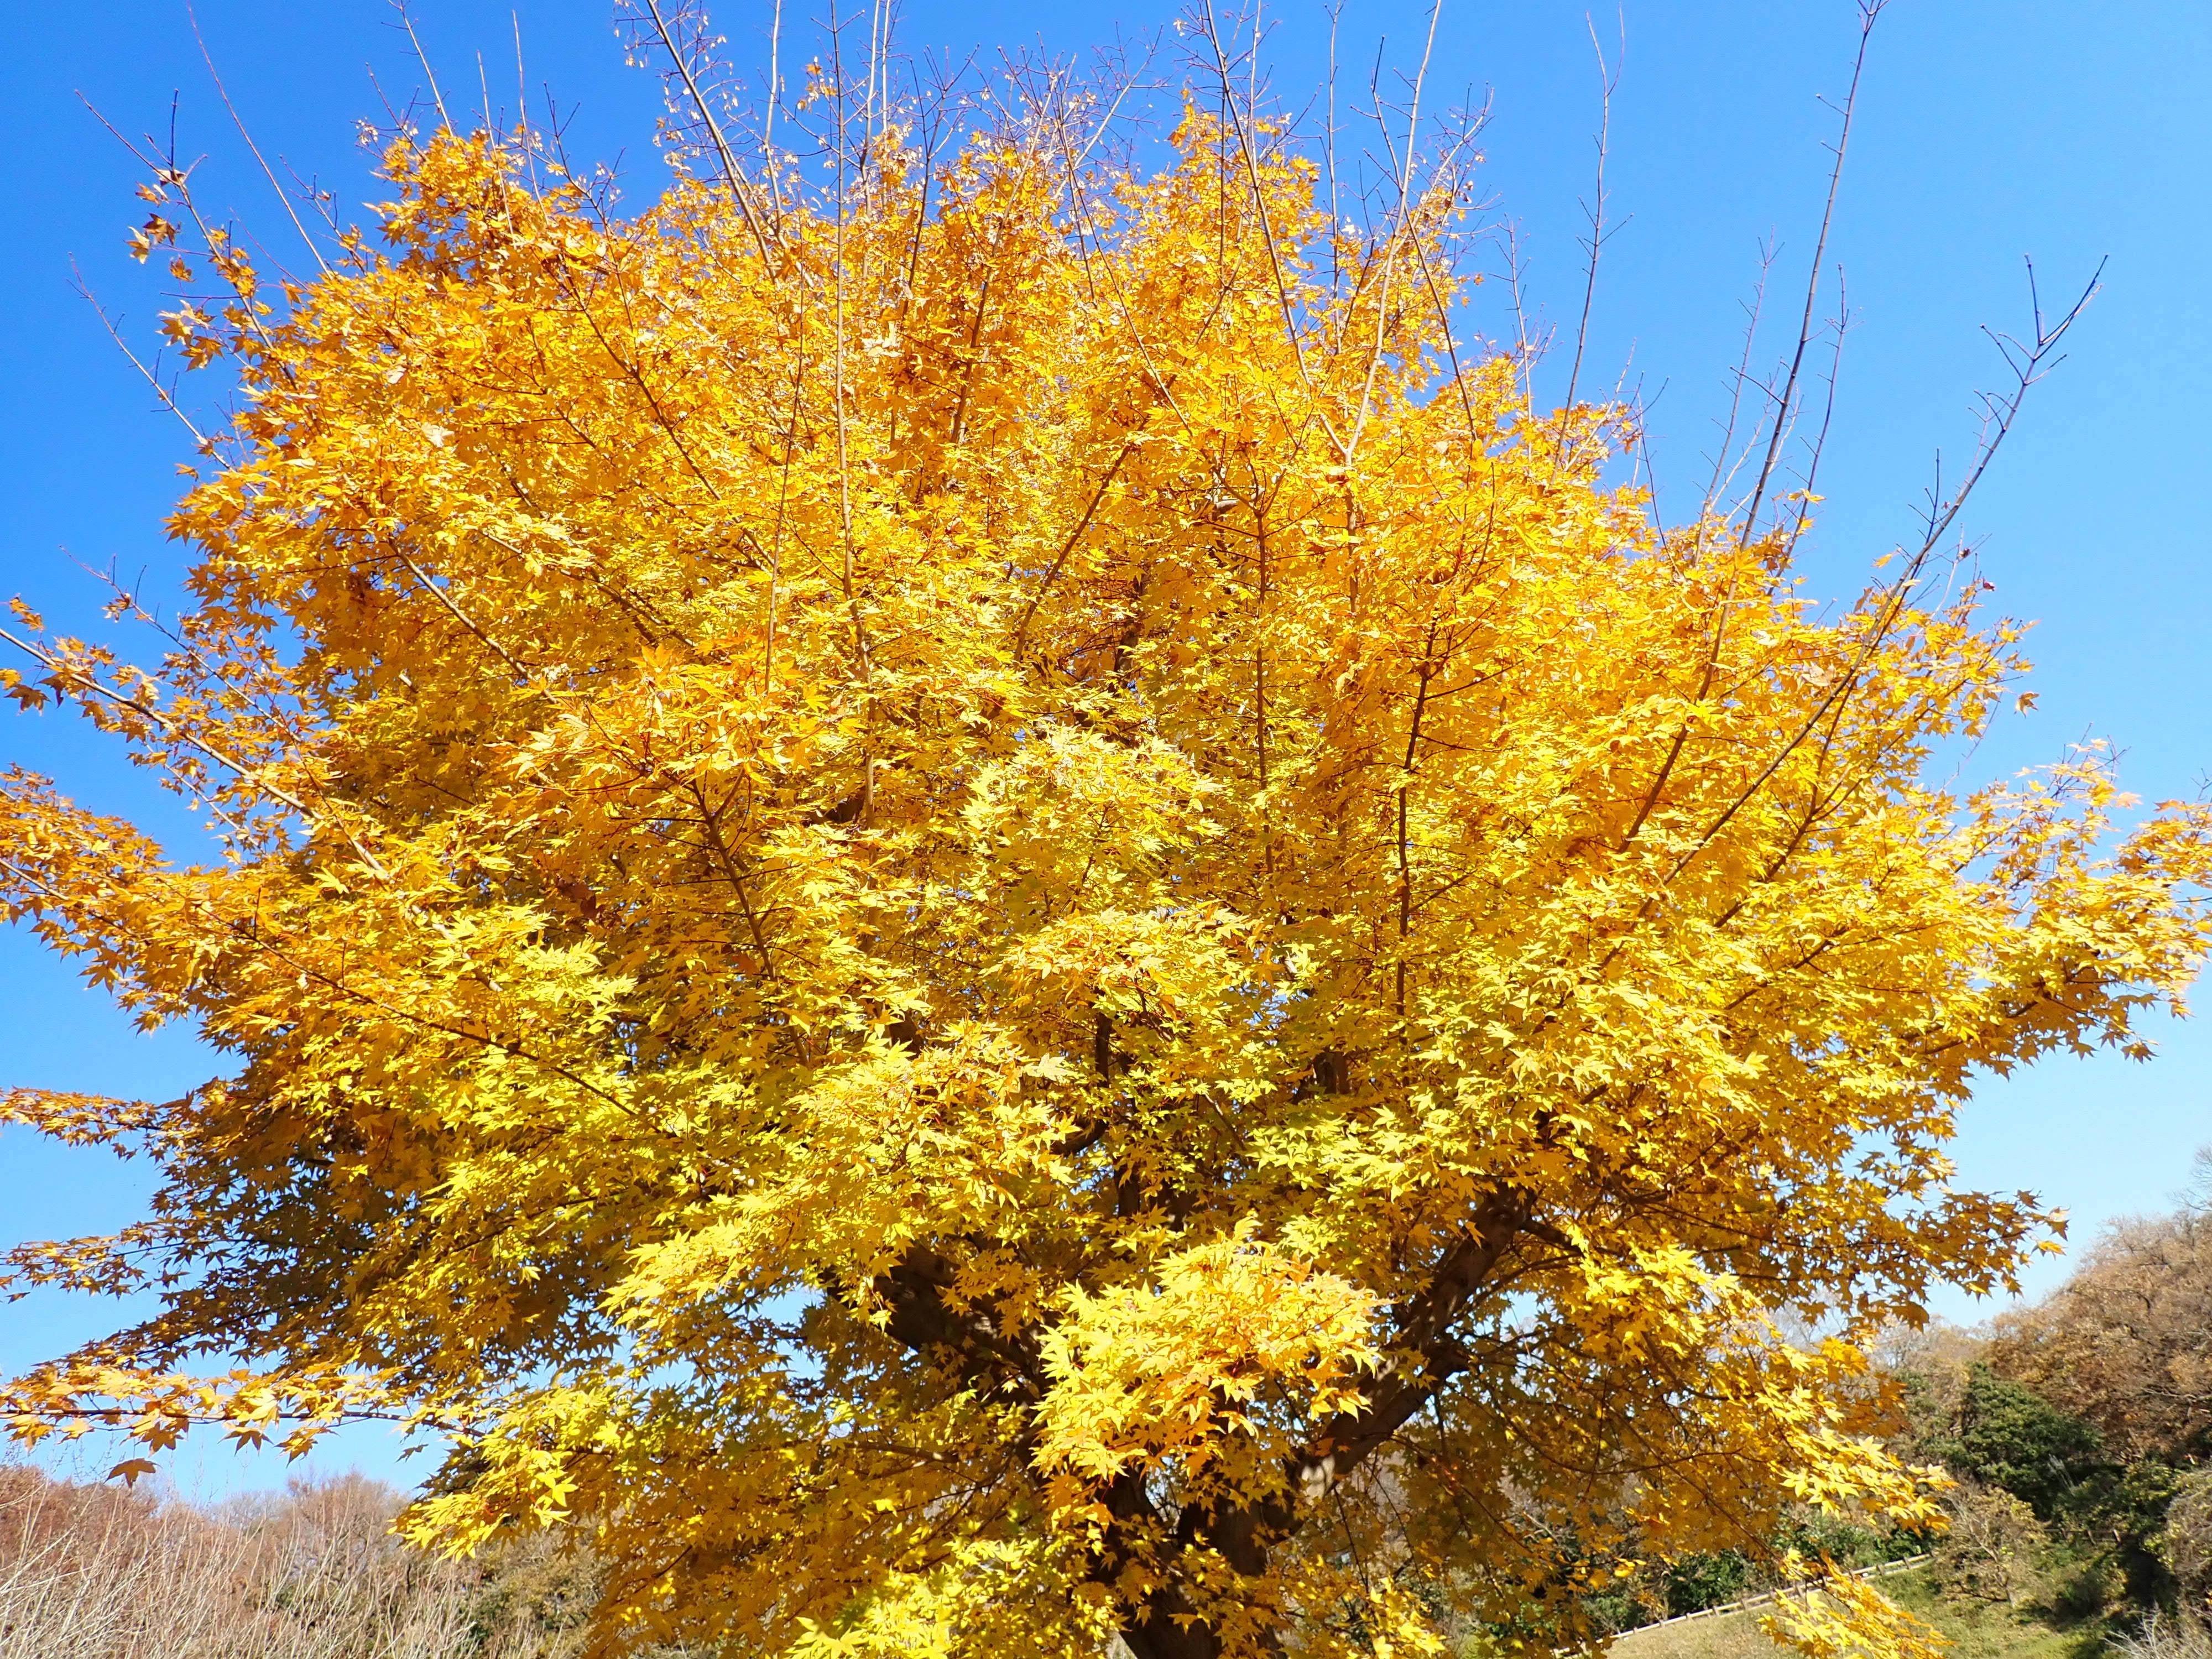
1097, 1477, 1290, 1659
1119, 1592, 1227, 1659
874, 1194, 1540, 1656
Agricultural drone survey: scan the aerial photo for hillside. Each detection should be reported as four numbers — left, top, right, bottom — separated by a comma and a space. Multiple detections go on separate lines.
1609, 1569, 2106, 1659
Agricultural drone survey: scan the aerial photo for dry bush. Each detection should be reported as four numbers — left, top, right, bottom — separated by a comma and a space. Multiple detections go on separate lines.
0, 1463, 614, 1659
2167, 1472, 2212, 1620
2114, 1611, 2212, 1659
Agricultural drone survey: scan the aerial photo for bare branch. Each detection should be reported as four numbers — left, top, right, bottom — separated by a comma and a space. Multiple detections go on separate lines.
1737, 0, 1886, 552
1558, 7, 1624, 437
186, 1, 330, 277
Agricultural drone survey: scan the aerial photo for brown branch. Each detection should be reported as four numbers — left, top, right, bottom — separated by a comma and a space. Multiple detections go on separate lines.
1735, 0, 1884, 552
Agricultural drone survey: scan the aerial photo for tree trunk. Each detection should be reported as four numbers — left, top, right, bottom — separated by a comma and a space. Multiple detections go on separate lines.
1104, 1486, 1288, 1659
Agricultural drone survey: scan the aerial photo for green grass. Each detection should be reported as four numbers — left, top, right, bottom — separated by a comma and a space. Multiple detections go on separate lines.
1608, 1570, 2111, 1659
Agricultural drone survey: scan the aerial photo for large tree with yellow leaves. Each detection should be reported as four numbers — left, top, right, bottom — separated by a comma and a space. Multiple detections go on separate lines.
3, 28, 2207, 1659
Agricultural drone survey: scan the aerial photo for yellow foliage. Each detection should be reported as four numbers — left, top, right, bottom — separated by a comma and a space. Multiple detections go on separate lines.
1036, 1224, 1381, 1489
1761, 1574, 1952, 1659
0, 68, 2206, 1659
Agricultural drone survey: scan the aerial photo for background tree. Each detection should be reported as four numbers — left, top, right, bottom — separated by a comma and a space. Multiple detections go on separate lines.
1867, 1160, 2212, 1626
1932, 1485, 2049, 1610
3, 11, 2209, 1658
2166, 1473, 2212, 1618
1992, 1171, 2212, 1467
1920, 1363, 2104, 1522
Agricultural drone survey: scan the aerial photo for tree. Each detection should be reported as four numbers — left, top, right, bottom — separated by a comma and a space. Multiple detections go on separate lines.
2166, 1472, 2212, 1618
1933, 1485, 2048, 1610
4, 22, 2209, 1659
1992, 1193, 2212, 1466
1924, 1364, 2104, 1521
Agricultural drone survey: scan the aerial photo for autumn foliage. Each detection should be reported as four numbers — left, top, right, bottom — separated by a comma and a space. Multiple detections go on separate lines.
3, 43, 2210, 1659
1992, 1189, 2212, 1468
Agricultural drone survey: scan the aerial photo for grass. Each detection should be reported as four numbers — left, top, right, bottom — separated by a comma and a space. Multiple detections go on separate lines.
1609, 1569, 2111, 1659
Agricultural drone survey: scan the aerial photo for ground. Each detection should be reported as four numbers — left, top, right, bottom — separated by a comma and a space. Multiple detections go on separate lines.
1604, 1569, 2108, 1659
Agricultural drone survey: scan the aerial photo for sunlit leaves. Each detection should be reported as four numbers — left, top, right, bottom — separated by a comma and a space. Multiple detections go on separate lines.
1, 92, 2206, 1659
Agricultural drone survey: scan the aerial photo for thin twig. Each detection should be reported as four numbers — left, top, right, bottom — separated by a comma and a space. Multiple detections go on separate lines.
186, 1, 330, 276
68, 264, 208, 448
394, 0, 453, 132
1557, 7, 1623, 444
1736, 0, 1886, 552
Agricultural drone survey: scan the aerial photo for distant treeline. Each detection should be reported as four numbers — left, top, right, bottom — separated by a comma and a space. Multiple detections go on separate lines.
0, 1465, 667, 1659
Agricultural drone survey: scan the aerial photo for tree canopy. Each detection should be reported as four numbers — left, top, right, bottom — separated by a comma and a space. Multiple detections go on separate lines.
1991, 1176, 2212, 1469
3, 43, 2209, 1659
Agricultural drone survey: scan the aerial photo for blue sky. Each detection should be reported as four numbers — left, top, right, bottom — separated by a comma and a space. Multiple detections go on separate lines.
2, 0, 2206, 1496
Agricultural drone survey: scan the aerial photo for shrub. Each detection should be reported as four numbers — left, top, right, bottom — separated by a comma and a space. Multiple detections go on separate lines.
2114, 1611, 2212, 1659
2167, 1473, 2212, 1619
1932, 1485, 2048, 1609
0, 1462, 680, 1659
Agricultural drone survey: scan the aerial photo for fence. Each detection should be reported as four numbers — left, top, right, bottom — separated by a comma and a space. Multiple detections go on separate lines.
1630, 1552, 1935, 1633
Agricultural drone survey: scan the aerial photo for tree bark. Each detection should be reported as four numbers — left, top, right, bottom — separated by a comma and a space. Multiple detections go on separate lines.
874, 1191, 1539, 1656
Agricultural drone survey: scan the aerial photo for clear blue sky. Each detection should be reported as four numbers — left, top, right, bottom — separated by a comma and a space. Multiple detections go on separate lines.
2, 0, 2206, 1496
